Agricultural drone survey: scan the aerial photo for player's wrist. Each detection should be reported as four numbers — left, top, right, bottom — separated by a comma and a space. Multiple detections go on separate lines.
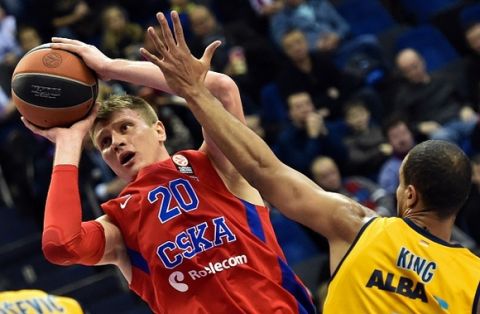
54, 136, 84, 166
103, 58, 123, 81
183, 84, 210, 104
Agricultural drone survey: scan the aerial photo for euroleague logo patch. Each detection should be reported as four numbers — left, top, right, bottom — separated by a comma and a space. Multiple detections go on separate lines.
42, 52, 63, 68
172, 154, 189, 167
172, 154, 196, 178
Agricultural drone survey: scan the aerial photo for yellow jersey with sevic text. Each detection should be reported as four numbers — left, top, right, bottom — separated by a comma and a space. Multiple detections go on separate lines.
0, 289, 83, 314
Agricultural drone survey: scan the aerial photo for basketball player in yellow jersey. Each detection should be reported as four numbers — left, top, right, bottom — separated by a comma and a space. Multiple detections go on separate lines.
0, 290, 83, 313
138, 11, 480, 313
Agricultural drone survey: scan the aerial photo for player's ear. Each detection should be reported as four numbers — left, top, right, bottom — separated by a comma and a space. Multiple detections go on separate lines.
154, 120, 167, 141
405, 185, 418, 209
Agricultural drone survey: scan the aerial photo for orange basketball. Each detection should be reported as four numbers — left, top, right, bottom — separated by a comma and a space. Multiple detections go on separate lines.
11, 44, 98, 128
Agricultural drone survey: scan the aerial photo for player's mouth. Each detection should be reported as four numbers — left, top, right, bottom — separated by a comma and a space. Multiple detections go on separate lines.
120, 152, 136, 167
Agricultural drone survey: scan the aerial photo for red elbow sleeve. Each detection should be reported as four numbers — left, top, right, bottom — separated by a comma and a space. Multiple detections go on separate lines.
42, 221, 106, 265
42, 165, 106, 265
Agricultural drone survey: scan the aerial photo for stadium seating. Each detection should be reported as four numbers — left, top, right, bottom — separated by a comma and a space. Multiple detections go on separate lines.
398, 0, 462, 22
460, 3, 480, 29
395, 25, 460, 71
335, 0, 397, 36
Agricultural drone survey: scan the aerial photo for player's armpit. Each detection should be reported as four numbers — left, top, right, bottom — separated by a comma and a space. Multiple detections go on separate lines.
42, 221, 105, 266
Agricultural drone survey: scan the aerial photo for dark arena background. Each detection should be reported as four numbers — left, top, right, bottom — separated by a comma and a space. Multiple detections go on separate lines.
0, 0, 479, 313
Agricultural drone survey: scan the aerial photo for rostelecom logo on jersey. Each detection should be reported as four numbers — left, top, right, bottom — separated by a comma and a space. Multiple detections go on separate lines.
168, 255, 248, 292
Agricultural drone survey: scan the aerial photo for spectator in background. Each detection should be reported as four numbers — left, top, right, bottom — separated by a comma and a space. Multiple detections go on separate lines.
276, 28, 358, 120
0, 2, 21, 65
0, 86, 14, 120
311, 156, 395, 217
471, 118, 480, 154
50, 0, 96, 41
100, 4, 144, 60
269, 0, 383, 70
170, 0, 196, 15
274, 91, 347, 175
188, 5, 279, 111
463, 19, 480, 106
17, 25, 42, 53
456, 154, 480, 247
394, 48, 478, 146
0, 25, 42, 91
0, 15, 54, 227
211, 0, 273, 36
249, 0, 284, 17
341, 100, 391, 177
378, 115, 415, 197
140, 25, 203, 147
270, 0, 349, 52
164, 0, 197, 41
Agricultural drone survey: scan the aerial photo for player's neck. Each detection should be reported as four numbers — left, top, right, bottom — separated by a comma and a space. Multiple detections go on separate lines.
405, 211, 455, 243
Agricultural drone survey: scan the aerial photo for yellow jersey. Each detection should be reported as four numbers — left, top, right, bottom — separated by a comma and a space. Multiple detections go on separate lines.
0, 289, 83, 314
323, 217, 480, 314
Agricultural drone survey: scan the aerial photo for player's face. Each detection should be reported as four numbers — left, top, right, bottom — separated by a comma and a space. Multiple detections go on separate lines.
94, 109, 167, 181
398, 53, 426, 84
388, 123, 414, 155
311, 159, 341, 191
287, 92, 315, 125
282, 31, 309, 62
472, 162, 480, 186
466, 24, 480, 54
345, 106, 370, 132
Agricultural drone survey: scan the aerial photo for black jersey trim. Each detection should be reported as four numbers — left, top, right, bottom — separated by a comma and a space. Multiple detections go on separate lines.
329, 217, 377, 282
403, 218, 463, 248
473, 281, 480, 314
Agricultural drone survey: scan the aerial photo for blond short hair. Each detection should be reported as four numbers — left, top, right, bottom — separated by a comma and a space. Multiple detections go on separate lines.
90, 94, 158, 144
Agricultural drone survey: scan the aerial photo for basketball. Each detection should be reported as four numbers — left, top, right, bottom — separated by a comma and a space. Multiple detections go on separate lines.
11, 44, 98, 128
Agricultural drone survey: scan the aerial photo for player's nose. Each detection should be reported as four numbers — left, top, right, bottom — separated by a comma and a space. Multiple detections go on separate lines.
111, 132, 126, 151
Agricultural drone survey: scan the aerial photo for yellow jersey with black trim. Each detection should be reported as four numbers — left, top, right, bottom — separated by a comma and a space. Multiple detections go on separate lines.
323, 217, 480, 314
0, 289, 83, 313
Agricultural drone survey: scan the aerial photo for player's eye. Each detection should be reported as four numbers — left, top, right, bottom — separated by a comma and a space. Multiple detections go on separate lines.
120, 123, 131, 133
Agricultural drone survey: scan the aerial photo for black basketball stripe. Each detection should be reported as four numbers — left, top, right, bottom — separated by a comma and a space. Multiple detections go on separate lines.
14, 72, 94, 86
12, 73, 94, 108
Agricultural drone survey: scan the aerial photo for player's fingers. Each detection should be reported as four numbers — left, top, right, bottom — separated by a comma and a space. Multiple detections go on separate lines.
171, 11, 189, 50
202, 41, 221, 65
147, 27, 167, 59
51, 37, 83, 45
50, 42, 81, 54
87, 102, 100, 119
140, 47, 163, 67
156, 12, 176, 51
21, 116, 43, 134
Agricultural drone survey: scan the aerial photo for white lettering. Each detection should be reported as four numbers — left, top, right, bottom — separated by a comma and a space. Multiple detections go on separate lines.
187, 255, 248, 281
396, 247, 437, 283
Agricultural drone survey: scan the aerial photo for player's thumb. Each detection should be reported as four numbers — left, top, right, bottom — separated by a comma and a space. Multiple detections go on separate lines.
202, 40, 221, 65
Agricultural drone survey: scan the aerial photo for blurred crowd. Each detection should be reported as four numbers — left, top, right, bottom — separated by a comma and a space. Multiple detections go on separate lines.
1, 0, 480, 311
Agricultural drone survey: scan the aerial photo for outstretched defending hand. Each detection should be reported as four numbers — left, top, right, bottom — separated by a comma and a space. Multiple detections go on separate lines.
140, 11, 221, 100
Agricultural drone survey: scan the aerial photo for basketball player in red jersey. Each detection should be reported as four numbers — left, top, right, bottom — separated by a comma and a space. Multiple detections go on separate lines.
21, 20, 315, 314
138, 11, 480, 313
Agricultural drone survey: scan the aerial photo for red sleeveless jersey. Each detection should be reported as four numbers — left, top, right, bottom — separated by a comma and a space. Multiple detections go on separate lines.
101, 150, 314, 314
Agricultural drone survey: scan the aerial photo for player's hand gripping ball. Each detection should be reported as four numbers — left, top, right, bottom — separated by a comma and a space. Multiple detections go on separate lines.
11, 44, 98, 128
